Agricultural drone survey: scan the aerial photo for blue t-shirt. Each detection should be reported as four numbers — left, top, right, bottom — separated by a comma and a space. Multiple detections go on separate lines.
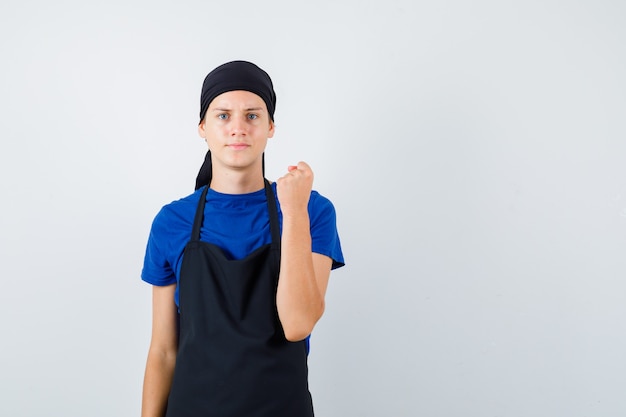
142, 182, 345, 307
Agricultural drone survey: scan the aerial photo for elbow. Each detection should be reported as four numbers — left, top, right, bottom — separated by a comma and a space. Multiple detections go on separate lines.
283, 329, 311, 342
281, 301, 325, 342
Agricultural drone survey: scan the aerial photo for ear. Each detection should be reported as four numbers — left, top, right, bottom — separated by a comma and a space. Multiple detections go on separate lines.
198, 120, 206, 139
268, 120, 275, 139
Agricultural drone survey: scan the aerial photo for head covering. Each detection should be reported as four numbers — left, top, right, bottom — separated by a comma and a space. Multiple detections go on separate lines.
199, 60, 276, 123
195, 61, 276, 190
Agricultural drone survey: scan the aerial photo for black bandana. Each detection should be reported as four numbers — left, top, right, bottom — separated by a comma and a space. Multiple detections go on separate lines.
199, 60, 276, 123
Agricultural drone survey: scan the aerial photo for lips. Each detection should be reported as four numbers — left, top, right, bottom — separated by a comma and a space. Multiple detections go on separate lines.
227, 143, 250, 150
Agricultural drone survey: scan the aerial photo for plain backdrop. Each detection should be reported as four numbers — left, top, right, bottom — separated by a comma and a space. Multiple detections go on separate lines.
1, 0, 625, 416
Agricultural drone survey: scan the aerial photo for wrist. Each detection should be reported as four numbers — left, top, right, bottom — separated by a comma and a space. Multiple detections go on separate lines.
280, 208, 309, 222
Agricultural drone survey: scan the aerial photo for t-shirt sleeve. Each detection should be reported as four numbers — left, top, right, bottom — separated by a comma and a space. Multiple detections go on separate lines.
141, 208, 178, 286
309, 192, 345, 270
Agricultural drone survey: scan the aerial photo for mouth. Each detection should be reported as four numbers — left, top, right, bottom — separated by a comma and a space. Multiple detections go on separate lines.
227, 143, 250, 150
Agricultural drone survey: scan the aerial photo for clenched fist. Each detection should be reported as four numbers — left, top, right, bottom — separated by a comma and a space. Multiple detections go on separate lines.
276, 161, 314, 216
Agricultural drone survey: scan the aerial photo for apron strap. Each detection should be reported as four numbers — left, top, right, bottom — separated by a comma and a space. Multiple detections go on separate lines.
191, 185, 210, 242
264, 179, 281, 248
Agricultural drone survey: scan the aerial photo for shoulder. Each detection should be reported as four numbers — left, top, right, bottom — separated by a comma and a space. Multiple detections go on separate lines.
150, 188, 204, 234
308, 190, 337, 219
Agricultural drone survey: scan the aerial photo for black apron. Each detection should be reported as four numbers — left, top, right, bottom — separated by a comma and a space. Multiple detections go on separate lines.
165, 180, 314, 417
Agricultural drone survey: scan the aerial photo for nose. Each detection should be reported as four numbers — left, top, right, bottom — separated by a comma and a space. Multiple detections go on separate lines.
230, 116, 247, 136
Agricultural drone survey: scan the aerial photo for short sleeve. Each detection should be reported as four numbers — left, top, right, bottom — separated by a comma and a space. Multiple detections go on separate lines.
309, 192, 345, 270
141, 208, 178, 286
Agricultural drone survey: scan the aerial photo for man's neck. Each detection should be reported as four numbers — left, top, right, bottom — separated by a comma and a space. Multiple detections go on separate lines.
209, 169, 266, 194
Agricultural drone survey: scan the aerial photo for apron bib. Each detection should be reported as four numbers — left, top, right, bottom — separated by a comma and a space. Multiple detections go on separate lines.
165, 180, 314, 417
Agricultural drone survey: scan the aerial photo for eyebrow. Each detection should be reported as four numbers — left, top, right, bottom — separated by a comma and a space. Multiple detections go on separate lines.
211, 107, 265, 112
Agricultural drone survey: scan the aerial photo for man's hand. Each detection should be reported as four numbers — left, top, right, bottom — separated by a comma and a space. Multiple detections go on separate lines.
276, 161, 314, 215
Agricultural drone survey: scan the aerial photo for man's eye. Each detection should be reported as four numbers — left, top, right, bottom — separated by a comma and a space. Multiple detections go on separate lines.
218, 113, 228, 120
247, 114, 258, 120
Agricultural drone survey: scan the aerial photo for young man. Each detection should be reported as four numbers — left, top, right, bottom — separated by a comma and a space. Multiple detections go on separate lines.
140, 61, 344, 417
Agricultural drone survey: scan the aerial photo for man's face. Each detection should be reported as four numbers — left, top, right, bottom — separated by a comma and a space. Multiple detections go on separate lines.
198, 90, 274, 173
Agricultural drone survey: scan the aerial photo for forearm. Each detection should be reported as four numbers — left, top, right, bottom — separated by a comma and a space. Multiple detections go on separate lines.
276, 210, 324, 341
141, 348, 176, 417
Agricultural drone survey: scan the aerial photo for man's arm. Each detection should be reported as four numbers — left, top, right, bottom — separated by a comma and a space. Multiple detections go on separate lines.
141, 284, 178, 417
275, 161, 333, 341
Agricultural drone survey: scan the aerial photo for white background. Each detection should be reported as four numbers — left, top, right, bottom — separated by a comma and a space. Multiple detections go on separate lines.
1, 0, 625, 416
